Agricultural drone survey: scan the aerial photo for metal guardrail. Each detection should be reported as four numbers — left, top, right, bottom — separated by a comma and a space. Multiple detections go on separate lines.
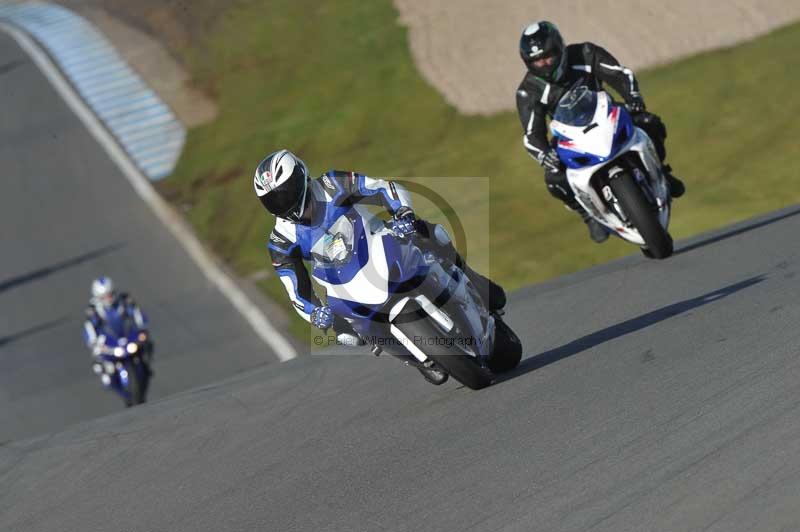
0, 1, 185, 180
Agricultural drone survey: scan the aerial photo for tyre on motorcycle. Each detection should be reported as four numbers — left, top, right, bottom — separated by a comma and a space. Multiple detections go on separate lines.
609, 171, 673, 259
122, 359, 147, 407
487, 317, 522, 373
393, 304, 493, 390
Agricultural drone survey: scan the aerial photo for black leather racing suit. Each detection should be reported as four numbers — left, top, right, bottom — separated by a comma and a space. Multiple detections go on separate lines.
516, 42, 667, 208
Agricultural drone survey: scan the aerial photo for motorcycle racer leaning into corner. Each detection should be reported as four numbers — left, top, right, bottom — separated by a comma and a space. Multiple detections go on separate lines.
83, 276, 152, 384
516, 20, 686, 243
255, 149, 507, 381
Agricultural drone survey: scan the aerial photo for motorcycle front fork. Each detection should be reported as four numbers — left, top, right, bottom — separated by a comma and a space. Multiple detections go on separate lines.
603, 167, 665, 225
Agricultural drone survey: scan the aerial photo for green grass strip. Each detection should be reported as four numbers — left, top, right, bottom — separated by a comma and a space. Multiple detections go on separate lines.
158, 0, 800, 339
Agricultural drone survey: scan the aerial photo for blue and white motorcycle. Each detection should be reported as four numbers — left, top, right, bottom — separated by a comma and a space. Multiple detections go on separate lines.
312, 206, 522, 389
93, 324, 152, 407
550, 84, 674, 258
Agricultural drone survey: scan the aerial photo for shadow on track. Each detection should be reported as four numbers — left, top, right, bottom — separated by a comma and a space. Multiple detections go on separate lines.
0, 58, 26, 77
499, 275, 765, 382
0, 243, 124, 295
676, 206, 800, 255
0, 317, 69, 348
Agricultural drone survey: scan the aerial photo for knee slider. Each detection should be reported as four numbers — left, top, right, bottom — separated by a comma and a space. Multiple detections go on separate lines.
433, 224, 451, 246
547, 183, 572, 202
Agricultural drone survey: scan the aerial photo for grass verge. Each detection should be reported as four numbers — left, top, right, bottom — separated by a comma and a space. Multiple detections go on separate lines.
157, 0, 800, 340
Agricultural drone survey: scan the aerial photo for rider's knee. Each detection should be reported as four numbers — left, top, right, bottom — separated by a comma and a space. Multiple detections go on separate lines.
545, 171, 573, 203
633, 113, 668, 160
432, 224, 451, 247
415, 220, 452, 247
544, 168, 567, 186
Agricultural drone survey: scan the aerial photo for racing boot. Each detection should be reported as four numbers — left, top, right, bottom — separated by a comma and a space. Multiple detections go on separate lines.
578, 209, 609, 243
334, 317, 367, 347
417, 362, 449, 385
662, 164, 685, 198
565, 198, 607, 243
337, 333, 366, 346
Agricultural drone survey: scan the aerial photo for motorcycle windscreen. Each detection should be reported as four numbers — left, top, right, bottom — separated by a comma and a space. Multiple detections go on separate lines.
312, 215, 355, 266
553, 85, 597, 127
311, 214, 370, 285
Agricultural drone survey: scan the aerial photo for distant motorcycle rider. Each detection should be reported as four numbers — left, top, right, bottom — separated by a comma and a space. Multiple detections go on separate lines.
516, 21, 685, 243
254, 149, 506, 378
83, 276, 151, 384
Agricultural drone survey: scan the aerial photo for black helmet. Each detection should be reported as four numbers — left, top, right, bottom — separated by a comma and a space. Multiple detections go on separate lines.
253, 149, 309, 220
519, 21, 566, 83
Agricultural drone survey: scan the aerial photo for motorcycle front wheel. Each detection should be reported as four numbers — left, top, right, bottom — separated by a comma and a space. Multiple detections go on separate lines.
122, 360, 146, 407
394, 316, 493, 390
487, 317, 522, 373
609, 171, 673, 259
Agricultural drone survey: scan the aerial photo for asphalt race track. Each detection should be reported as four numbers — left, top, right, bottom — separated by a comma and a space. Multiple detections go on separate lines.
4, 210, 800, 530
0, 32, 282, 442
3, 29, 800, 532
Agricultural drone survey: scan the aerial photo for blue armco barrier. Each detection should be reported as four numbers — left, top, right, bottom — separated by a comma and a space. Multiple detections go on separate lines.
0, 1, 186, 181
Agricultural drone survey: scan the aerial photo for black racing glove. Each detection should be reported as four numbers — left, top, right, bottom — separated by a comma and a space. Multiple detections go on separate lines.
626, 94, 646, 114
538, 148, 563, 173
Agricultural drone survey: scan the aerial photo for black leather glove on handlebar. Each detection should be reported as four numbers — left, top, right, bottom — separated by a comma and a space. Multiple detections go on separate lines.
626, 94, 646, 114
538, 148, 563, 173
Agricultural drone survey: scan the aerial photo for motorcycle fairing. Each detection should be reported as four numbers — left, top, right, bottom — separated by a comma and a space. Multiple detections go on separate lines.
549, 87, 670, 244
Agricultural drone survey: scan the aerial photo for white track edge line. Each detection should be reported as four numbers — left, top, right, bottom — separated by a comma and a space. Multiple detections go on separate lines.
0, 21, 298, 362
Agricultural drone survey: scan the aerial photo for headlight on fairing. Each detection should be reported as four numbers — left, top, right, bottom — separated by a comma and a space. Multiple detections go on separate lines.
126, 342, 139, 354
114, 346, 125, 358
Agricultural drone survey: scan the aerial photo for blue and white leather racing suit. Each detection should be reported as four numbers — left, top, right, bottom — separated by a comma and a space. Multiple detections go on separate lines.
268, 171, 506, 332
83, 293, 148, 355
268, 170, 412, 327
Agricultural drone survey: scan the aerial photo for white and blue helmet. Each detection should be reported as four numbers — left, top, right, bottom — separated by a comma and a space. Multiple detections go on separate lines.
91, 276, 115, 305
253, 149, 310, 221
